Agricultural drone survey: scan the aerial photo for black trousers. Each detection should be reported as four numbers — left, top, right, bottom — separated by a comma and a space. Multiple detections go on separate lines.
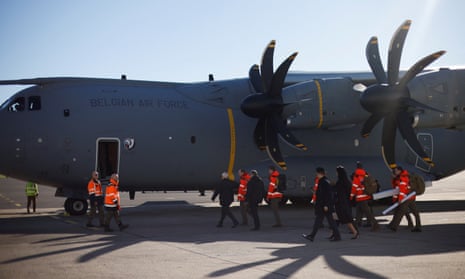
248, 203, 260, 229
27, 196, 37, 212
310, 211, 340, 239
87, 197, 104, 225
218, 205, 238, 225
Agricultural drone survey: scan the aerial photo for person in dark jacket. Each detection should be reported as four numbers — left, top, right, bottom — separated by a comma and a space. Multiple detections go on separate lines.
212, 172, 239, 228
303, 167, 341, 242
245, 170, 265, 231
334, 165, 359, 239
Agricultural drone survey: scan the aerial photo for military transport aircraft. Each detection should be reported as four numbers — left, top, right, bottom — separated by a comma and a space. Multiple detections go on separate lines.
1, 20, 464, 215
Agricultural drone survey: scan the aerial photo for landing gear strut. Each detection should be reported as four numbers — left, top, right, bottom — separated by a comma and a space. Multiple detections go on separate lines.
64, 198, 88, 216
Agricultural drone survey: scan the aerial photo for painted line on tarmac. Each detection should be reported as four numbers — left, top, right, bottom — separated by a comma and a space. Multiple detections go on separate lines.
0, 192, 22, 207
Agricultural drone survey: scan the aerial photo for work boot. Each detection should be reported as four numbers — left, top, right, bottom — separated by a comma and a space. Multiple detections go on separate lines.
119, 223, 129, 231
302, 234, 314, 242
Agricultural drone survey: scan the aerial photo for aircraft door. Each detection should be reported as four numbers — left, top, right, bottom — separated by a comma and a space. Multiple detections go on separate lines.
96, 138, 120, 180
415, 133, 433, 172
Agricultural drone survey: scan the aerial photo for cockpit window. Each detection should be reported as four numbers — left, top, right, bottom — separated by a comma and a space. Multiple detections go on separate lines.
28, 96, 41, 111
8, 97, 25, 112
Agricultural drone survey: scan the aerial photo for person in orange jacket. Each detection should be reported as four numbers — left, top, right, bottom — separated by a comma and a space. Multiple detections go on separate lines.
350, 168, 379, 231
86, 171, 104, 227
390, 169, 414, 229
103, 173, 129, 232
267, 166, 283, 227
237, 169, 250, 225
310, 176, 319, 205
388, 166, 422, 232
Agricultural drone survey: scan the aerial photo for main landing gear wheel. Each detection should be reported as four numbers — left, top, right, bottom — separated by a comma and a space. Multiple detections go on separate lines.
64, 198, 88, 216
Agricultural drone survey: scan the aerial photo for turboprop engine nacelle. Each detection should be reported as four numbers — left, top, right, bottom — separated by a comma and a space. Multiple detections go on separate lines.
282, 78, 369, 129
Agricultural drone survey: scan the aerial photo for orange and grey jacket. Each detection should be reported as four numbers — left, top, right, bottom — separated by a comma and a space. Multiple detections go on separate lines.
87, 179, 103, 197
267, 170, 283, 199
238, 172, 250, 201
104, 179, 120, 208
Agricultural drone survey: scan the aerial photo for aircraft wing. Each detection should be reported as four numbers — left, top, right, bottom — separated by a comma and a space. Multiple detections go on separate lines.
284, 70, 435, 87
0, 77, 183, 87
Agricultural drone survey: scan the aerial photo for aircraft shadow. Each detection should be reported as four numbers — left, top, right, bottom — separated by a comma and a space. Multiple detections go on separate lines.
1, 201, 464, 278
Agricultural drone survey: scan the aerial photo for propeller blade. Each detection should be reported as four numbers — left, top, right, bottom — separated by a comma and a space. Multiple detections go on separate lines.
248, 64, 263, 93
261, 40, 275, 93
265, 119, 287, 170
253, 118, 267, 150
397, 111, 434, 166
269, 52, 298, 98
361, 114, 384, 137
272, 113, 307, 151
366, 36, 388, 84
387, 20, 411, 85
381, 112, 398, 169
398, 50, 446, 88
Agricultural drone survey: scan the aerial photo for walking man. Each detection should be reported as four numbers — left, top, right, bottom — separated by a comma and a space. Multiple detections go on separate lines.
211, 172, 239, 228
86, 171, 104, 227
303, 167, 341, 242
237, 169, 250, 225
25, 181, 39, 214
267, 166, 283, 227
245, 170, 265, 231
103, 173, 129, 232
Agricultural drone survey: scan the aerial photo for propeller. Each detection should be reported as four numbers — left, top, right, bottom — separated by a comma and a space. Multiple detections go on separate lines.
359, 20, 445, 169
241, 40, 307, 170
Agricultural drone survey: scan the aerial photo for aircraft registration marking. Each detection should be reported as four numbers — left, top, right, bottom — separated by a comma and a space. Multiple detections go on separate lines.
89, 98, 189, 109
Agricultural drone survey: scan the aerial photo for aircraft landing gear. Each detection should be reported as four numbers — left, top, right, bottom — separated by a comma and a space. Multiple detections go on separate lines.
64, 198, 88, 216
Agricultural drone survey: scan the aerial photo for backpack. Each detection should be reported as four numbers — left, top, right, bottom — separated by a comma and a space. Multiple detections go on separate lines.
409, 173, 426, 195
363, 175, 378, 195
276, 174, 287, 193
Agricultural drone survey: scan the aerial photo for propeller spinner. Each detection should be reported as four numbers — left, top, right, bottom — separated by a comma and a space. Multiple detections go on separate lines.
359, 20, 445, 169
241, 40, 307, 170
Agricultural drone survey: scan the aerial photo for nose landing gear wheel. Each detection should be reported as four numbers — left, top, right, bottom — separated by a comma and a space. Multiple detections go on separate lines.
64, 198, 88, 216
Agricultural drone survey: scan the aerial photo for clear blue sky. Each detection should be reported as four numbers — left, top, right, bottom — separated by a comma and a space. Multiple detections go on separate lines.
0, 0, 463, 103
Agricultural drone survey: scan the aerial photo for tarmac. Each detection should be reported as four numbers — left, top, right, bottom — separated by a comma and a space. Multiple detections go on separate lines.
0, 173, 464, 279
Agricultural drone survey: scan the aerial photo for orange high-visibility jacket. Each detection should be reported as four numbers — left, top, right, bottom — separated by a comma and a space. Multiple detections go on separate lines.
267, 170, 283, 199
311, 177, 319, 203
398, 170, 414, 202
350, 168, 370, 202
104, 180, 120, 208
87, 179, 103, 197
238, 172, 250, 201
391, 176, 400, 202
